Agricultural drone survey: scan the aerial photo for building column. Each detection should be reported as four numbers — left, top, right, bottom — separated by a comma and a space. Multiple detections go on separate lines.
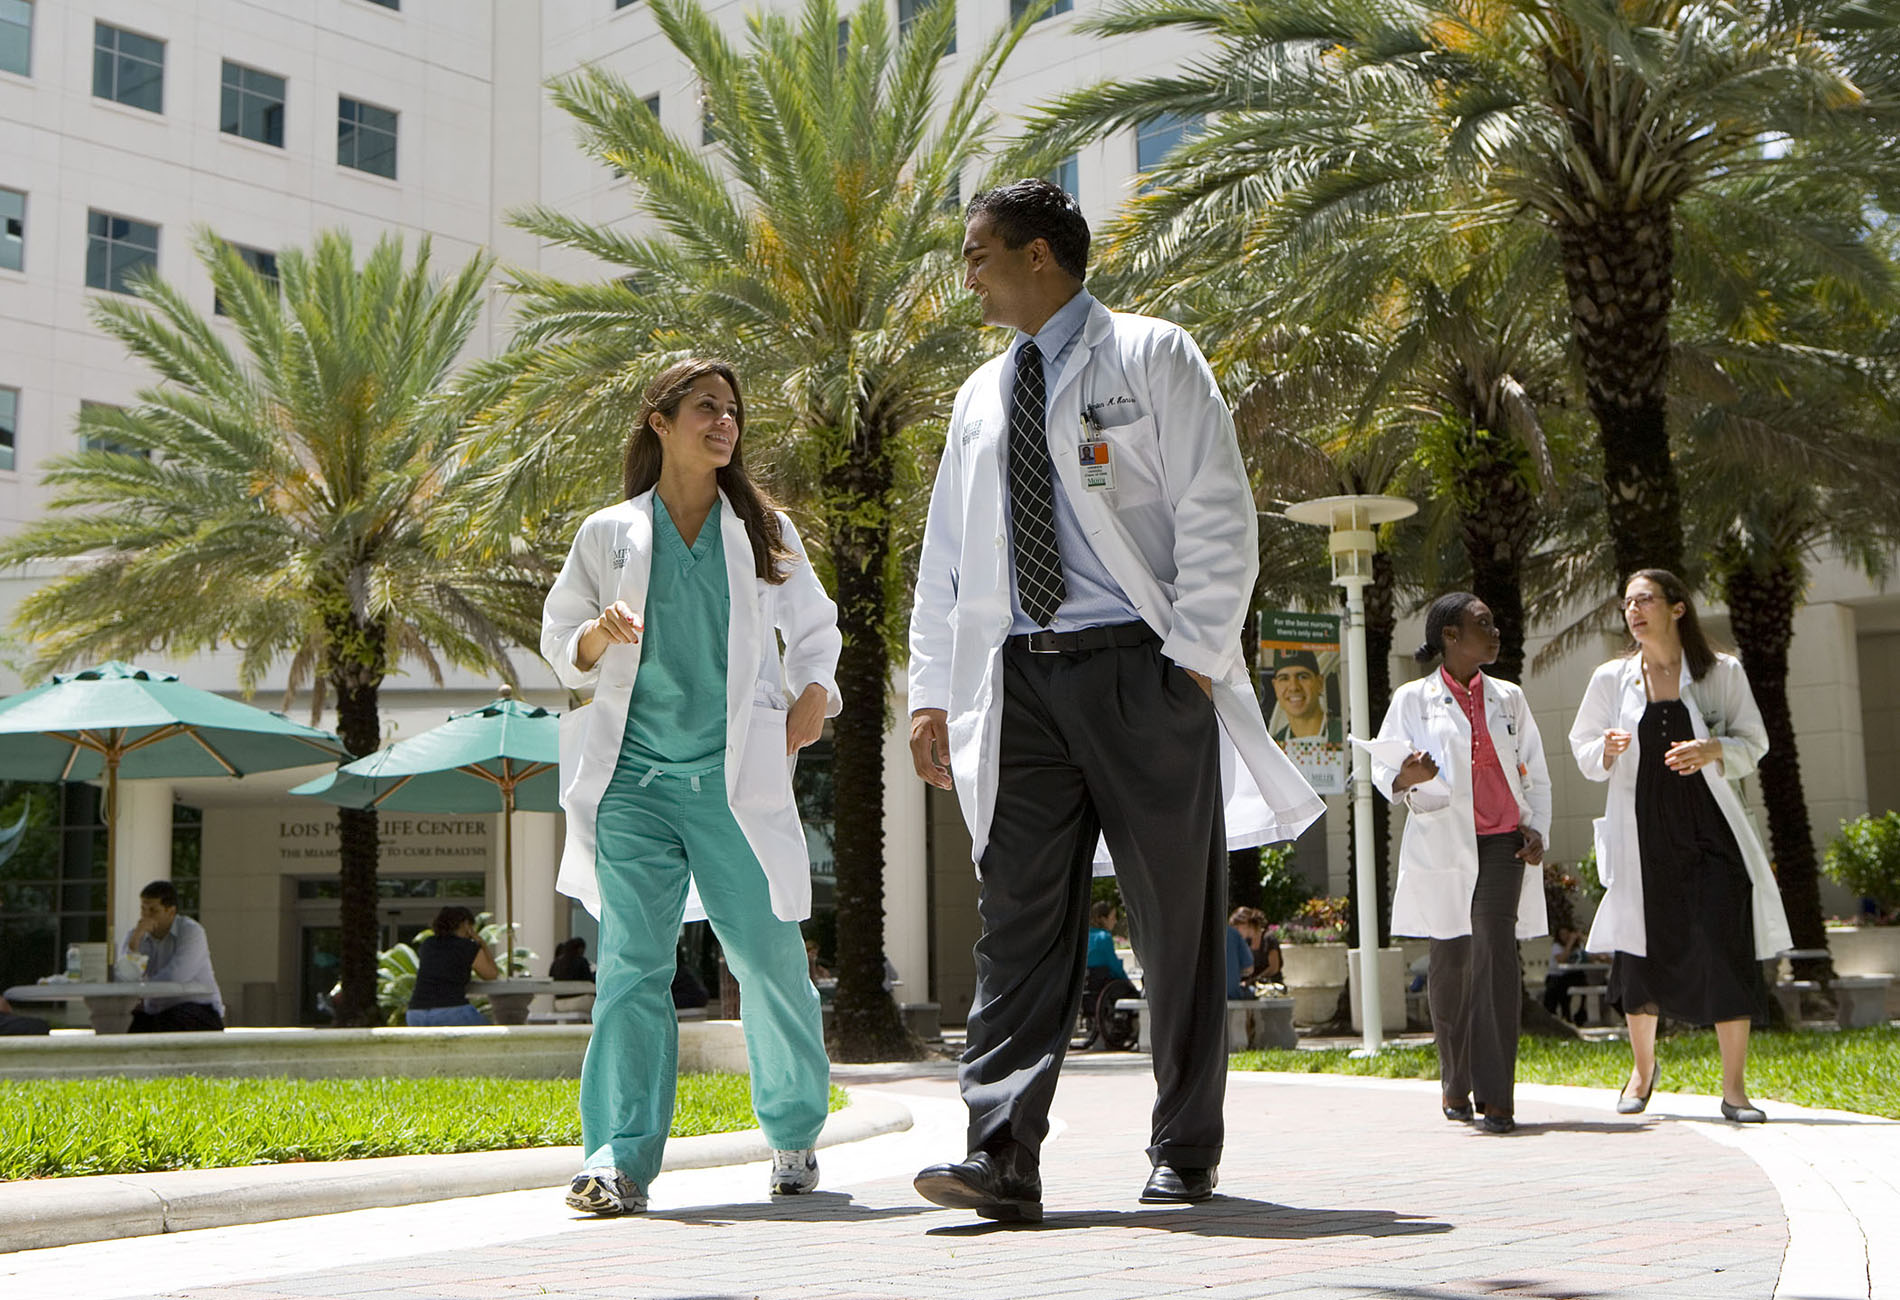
508, 810, 560, 975
111, 779, 173, 944
882, 670, 930, 1007
1786, 601, 1868, 913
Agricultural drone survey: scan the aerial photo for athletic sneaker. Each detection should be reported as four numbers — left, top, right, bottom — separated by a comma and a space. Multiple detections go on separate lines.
770, 1148, 819, 1195
565, 1169, 647, 1215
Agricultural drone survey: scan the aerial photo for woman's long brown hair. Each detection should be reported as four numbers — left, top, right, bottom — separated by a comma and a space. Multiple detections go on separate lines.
1624, 567, 1720, 681
623, 358, 796, 585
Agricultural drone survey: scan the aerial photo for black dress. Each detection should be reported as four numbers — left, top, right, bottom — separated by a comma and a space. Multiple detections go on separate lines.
1607, 699, 1767, 1025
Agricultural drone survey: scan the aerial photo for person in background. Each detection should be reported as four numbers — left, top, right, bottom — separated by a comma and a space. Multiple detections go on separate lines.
121, 879, 226, 1032
406, 905, 500, 1027
1085, 900, 1128, 984
550, 937, 596, 982
0, 995, 50, 1036
1230, 907, 1282, 988
1224, 917, 1255, 1000
1542, 926, 1588, 1023
1569, 569, 1787, 1124
1372, 592, 1551, 1134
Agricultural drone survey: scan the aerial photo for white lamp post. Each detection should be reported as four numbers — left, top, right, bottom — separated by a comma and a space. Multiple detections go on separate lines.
1283, 493, 1416, 1056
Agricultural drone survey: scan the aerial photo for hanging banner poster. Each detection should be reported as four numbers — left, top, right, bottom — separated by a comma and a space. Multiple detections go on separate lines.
1259, 609, 1346, 796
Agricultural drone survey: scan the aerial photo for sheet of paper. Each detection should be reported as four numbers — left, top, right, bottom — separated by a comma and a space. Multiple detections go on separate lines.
1350, 736, 1451, 800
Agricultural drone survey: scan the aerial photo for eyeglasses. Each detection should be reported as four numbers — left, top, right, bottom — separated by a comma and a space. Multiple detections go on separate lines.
1621, 592, 1661, 611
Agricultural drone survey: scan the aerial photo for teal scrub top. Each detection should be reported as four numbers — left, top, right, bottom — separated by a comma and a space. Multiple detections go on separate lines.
619, 497, 729, 771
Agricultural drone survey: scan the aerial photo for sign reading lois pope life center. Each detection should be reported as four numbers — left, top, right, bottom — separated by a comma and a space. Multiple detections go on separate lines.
1259, 610, 1346, 797
277, 816, 491, 863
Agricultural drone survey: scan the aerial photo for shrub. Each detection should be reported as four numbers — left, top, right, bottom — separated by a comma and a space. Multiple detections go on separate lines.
1273, 896, 1350, 944
1257, 844, 1314, 925
1824, 811, 1900, 922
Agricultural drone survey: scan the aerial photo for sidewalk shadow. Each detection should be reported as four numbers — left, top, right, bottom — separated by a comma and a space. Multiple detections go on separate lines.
647, 1191, 939, 1226
926, 1197, 1451, 1239
1509, 1119, 1660, 1135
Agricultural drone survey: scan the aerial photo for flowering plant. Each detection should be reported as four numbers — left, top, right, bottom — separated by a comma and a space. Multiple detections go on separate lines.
1271, 896, 1350, 944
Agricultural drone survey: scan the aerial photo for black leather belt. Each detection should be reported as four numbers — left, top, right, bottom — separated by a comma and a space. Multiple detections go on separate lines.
1007, 621, 1157, 654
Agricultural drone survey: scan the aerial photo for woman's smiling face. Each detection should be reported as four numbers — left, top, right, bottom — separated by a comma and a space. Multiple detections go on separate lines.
653, 373, 740, 473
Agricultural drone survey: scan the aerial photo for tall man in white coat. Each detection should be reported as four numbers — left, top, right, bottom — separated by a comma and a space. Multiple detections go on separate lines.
907, 180, 1324, 1221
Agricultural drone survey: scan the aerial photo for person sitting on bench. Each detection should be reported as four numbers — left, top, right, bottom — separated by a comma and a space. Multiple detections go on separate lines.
121, 880, 225, 1032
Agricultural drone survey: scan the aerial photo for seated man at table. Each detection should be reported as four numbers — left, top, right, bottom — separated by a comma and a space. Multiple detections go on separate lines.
121, 879, 225, 1032
0, 995, 50, 1036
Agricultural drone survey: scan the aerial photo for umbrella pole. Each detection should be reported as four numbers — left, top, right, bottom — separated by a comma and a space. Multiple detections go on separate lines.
105, 748, 121, 951
501, 784, 515, 976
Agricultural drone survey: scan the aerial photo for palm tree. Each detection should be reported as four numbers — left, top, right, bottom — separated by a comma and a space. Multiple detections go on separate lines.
1016, 0, 1900, 580
0, 230, 545, 1026
465, 0, 1031, 1060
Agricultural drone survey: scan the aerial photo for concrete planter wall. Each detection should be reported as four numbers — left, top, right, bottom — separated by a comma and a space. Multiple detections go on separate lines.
1279, 942, 1348, 1025
1348, 947, 1408, 1033
1826, 925, 1900, 1017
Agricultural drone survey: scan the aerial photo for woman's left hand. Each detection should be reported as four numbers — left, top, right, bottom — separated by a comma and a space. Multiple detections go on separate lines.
1664, 737, 1724, 777
786, 683, 828, 754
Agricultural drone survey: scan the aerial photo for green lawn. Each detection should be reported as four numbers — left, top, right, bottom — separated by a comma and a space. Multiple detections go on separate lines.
1232, 1025, 1900, 1118
0, 1074, 849, 1181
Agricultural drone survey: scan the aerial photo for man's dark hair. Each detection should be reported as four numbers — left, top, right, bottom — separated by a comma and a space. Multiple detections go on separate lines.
139, 879, 179, 909
966, 178, 1090, 281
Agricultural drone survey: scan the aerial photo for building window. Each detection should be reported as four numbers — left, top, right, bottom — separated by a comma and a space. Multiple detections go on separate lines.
361, 0, 400, 9
221, 61, 286, 148
614, 0, 637, 8
78, 401, 150, 458
0, 0, 31, 77
1010, 0, 1070, 21
93, 22, 164, 113
644, 93, 660, 118
0, 187, 22, 271
0, 386, 16, 471
1136, 112, 1202, 172
898, 0, 955, 53
337, 96, 397, 178
1045, 154, 1078, 197
85, 210, 158, 295
214, 245, 278, 316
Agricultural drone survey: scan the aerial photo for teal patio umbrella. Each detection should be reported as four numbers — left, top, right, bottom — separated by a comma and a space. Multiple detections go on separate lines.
0, 661, 347, 935
290, 692, 559, 943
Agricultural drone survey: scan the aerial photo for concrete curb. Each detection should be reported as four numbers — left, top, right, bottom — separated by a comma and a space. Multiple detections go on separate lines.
0, 1088, 912, 1253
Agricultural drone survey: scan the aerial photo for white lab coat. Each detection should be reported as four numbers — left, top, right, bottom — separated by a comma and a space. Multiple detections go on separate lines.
1370, 672, 1552, 941
542, 490, 843, 923
907, 299, 1325, 862
1567, 653, 1791, 960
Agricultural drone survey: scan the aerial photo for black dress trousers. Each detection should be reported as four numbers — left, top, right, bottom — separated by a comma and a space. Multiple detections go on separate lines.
961, 634, 1228, 1169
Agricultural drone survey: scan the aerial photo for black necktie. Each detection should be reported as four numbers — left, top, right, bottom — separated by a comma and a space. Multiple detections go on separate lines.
1007, 340, 1066, 627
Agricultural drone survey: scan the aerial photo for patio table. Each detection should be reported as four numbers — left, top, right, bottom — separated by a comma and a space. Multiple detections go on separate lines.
3, 981, 219, 1034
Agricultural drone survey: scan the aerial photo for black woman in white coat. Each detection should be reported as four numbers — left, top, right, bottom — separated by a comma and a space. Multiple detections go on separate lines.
542, 359, 843, 1214
1568, 569, 1790, 1124
1372, 593, 1551, 1133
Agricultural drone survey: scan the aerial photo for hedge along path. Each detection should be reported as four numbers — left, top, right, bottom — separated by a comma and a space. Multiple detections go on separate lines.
0, 1074, 849, 1180
1231, 1026, 1900, 1119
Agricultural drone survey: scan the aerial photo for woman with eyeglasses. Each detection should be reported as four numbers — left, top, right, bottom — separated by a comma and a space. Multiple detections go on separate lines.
1568, 570, 1790, 1123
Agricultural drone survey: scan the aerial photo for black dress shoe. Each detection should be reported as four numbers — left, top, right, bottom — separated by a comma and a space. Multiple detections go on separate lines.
1140, 1164, 1217, 1203
1477, 1113, 1516, 1134
1442, 1103, 1474, 1123
914, 1144, 1042, 1223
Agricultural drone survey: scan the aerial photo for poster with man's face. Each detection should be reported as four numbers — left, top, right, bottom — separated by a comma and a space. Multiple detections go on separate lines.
1259, 610, 1345, 795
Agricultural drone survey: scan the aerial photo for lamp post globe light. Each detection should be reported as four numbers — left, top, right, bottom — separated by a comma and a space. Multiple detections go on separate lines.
1283, 494, 1417, 1056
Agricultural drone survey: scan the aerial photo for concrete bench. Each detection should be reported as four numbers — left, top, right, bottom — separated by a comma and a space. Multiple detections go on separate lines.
1113, 997, 1296, 1053
1772, 973, 1893, 1029
1566, 984, 1613, 1026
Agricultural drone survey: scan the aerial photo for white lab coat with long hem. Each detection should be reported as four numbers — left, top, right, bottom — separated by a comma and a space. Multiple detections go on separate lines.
1567, 653, 1791, 960
907, 299, 1325, 863
542, 490, 843, 924
1370, 672, 1552, 941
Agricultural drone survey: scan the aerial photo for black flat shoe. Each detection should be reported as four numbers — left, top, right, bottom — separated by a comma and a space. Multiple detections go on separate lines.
914, 1144, 1043, 1223
1616, 1060, 1660, 1115
1140, 1164, 1217, 1203
1477, 1113, 1516, 1134
1443, 1103, 1474, 1123
1720, 1100, 1767, 1124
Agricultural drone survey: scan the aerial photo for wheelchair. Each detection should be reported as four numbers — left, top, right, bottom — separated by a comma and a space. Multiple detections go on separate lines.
1072, 972, 1141, 1051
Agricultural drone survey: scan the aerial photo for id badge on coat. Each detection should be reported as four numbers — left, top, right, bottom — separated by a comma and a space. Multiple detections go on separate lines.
1077, 436, 1116, 492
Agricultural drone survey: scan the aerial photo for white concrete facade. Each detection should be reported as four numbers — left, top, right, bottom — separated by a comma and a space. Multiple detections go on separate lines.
2, 0, 1893, 1024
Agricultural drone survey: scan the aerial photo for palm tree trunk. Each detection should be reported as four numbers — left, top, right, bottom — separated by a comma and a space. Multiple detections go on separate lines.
1459, 427, 1535, 684
330, 676, 383, 1027
824, 441, 914, 1062
1557, 207, 1686, 579
1718, 550, 1833, 980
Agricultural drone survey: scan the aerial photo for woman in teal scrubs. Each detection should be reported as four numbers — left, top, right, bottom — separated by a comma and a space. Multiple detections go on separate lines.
542, 358, 842, 1216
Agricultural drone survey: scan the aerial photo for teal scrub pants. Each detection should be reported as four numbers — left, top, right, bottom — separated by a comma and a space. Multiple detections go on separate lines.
580, 762, 828, 1189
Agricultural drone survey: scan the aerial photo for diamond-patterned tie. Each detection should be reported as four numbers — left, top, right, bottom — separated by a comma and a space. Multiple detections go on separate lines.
1007, 340, 1066, 627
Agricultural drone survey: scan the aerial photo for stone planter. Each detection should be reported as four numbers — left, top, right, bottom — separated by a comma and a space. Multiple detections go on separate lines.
1279, 942, 1348, 1026
1348, 947, 1407, 1033
1826, 925, 1900, 1017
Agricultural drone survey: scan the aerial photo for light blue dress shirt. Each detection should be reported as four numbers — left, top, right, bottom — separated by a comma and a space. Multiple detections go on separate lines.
1002, 289, 1141, 635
